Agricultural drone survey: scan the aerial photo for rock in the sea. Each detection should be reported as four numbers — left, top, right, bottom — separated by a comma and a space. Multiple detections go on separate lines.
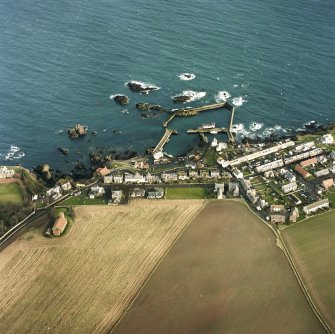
113, 94, 129, 105
57, 147, 69, 155
68, 124, 87, 138
135, 103, 168, 113
172, 95, 192, 103
89, 152, 105, 167
126, 81, 159, 94
33, 164, 54, 184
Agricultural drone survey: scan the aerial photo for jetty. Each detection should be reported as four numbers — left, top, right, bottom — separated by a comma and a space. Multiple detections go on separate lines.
152, 128, 178, 154
187, 127, 228, 134
163, 102, 227, 127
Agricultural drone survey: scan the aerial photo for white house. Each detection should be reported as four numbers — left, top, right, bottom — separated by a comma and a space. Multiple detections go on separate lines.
320, 134, 334, 145
303, 199, 329, 214
103, 175, 114, 184
0, 166, 15, 178
61, 181, 72, 192
281, 182, 297, 194
211, 137, 218, 147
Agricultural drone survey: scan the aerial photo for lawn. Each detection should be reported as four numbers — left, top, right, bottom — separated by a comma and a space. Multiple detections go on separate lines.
61, 193, 106, 206
113, 201, 324, 334
0, 201, 204, 334
283, 211, 335, 330
203, 147, 217, 166
166, 187, 206, 199
0, 182, 23, 207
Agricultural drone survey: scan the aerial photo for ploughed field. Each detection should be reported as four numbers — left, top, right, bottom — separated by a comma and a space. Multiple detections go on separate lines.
113, 201, 325, 334
283, 211, 335, 331
0, 200, 204, 334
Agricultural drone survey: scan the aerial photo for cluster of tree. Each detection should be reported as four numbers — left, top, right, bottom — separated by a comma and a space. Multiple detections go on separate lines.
0, 204, 33, 236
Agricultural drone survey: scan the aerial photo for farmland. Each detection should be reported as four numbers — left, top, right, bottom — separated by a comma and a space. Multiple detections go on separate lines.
283, 211, 335, 331
113, 201, 325, 334
0, 200, 204, 334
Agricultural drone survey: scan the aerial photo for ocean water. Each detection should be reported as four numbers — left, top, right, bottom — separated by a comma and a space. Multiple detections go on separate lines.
0, 0, 334, 170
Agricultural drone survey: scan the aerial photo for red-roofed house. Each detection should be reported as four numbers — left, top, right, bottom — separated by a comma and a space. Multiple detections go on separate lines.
322, 178, 334, 191
300, 157, 317, 168
96, 167, 111, 177
52, 212, 68, 236
295, 165, 310, 179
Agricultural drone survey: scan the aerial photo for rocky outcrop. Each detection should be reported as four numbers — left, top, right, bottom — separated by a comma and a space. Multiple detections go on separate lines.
57, 147, 69, 155
136, 103, 168, 113
33, 164, 54, 185
126, 81, 159, 94
89, 152, 105, 167
71, 162, 92, 180
68, 124, 87, 138
172, 95, 192, 103
113, 94, 130, 105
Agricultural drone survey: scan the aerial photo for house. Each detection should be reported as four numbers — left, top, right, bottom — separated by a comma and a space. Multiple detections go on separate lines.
303, 198, 329, 214
177, 170, 189, 181
161, 173, 178, 183
131, 188, 146, 198
110, 190, 122, 205
46, 186, 61, 198
295, 141, 315, 152
314, 168, 329, 178
270, 204, 285, 213
124, 173, 135, 183
147, 188, 164, 199
132, 173, 146, 183
239, 178, 251, 191
134, 161, 149, 169
270, 214, 286, 224
228, 182, 239, 197
96, 167, 110, 177
214, 183, 225, 199
281, 182, 297, 194
289, 207, 300, 223
188, 170, 199, 179
90, 186, 105, 198
61, 181, 72, 192
320, 134, 334, 145
52, 212, 67, 236
199, 169, 209, 179
113, 174, 123, 184
103, 175, 114, 184
255, 159, 284, 173
0, 166, 15, 178
216, 142, 227, 152
284, 171, 296, 183
232, 168, 243, 179
246, 189, 258, 204
300, 157, 317, 168
317, 155, 327, 164
211, 137, 218, 147
264, 170, 275, 178
145, 173, 161, 184
322, 178, 334, 191
295, 165, 310, 179
209, 169, 221, 179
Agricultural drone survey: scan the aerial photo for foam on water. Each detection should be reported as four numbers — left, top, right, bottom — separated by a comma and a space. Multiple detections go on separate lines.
1, 145, 25, 161
249, 122, 264, 131
215, 91, 231, 102
178, 73, 196, 81
232, 96, 246, 106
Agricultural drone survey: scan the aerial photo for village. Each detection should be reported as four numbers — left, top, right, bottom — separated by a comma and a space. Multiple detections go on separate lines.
1, 128, 335, 238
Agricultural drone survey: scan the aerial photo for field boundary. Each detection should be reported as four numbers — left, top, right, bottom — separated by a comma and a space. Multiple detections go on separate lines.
240, 198, 333, 334
108, 201, 207, 333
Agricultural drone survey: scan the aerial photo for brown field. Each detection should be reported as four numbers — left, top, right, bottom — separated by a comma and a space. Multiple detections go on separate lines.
0, 200, 204, 334
283, 211, 335, 331
113, 201, 325, 334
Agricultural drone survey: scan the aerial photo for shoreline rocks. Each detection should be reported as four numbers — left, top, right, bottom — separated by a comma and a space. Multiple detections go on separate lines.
126, 81, 160, 94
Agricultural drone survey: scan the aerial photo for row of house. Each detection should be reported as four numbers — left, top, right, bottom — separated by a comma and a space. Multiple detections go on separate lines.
103, 169, 223, 185
284, 148, 323, 165
303, 198, 329, 214
46, 181, 72, 201
0, 166, 15, 178
130, 187, 164, 199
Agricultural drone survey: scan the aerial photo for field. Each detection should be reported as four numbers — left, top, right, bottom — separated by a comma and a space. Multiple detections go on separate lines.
0, 200, 204, 334
283, 211, 335, 330
165, 187, 206, 199
0, 181, 23, 207
113, 201, 324, 334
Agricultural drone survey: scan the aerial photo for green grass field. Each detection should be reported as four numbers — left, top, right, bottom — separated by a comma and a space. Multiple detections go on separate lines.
283, 211, 335, 330
165, 187, 206, 199
0, 182, 23, 206
61, 194, 106, 206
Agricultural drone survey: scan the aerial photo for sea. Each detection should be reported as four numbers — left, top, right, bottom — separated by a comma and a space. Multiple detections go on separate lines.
0, 0, 334, 171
